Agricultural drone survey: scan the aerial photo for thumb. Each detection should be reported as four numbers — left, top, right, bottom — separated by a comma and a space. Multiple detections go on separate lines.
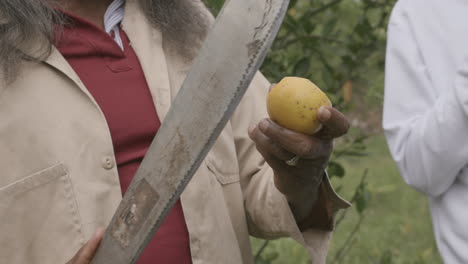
315, 106, 350, 140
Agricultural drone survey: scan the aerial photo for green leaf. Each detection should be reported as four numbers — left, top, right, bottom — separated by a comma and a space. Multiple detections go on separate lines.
203, 0, 224, 14
355, 18, 372, 38
265, 251, 279, 261
328, 161, 346, 178
355, 186, 371, 214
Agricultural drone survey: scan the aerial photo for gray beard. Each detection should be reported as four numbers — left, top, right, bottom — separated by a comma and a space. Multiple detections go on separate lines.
141, 0, 211, 61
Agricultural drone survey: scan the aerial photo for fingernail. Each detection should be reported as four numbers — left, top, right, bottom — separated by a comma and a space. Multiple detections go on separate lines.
318, 107, 331, 121
259, 120, 269, 133
93, 228, 105, 239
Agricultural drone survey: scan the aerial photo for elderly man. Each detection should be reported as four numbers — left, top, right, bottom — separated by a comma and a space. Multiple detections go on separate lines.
384, 0, 468, 263
0, 0, 350, 263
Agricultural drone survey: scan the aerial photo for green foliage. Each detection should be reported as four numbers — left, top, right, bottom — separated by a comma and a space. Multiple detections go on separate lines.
205, 0, 394, 107
204, 0, 224, 13
250, 136, 442, 264
202, 0, 399, 263
262, 0, 394, 109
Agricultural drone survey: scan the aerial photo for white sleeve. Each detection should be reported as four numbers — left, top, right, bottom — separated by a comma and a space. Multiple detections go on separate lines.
383, 6, 468, 197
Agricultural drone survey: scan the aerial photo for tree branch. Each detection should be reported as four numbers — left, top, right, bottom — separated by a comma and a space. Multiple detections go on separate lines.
333, 213, 365, 263
335, 169, 368, 227
254, 240, 270, 261
306, 0, 345, 17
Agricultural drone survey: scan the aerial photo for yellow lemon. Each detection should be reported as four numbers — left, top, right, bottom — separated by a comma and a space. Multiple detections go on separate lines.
267, 77, 331, 135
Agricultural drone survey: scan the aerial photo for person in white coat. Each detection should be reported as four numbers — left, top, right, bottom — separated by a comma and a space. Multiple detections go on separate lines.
384, 0, 468, 263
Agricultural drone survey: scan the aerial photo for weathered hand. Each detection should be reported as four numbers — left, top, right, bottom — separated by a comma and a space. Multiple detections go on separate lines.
248, 106, 350, 222
66, 228, 105, 264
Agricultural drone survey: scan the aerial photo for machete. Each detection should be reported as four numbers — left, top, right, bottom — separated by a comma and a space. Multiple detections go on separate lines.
91, 0, 289, 263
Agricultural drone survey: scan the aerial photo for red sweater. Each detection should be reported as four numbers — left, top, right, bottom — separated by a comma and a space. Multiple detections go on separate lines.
56, 13, 192, 264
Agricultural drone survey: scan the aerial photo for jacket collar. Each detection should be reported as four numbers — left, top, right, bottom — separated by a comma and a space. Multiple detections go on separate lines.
42, 0, 212, 121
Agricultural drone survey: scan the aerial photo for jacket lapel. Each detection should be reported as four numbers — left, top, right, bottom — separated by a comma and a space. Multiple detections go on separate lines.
43, 47, 102, 109
42, 0, 174, 123
121, 0, 172, 122
41, 0, 211, 135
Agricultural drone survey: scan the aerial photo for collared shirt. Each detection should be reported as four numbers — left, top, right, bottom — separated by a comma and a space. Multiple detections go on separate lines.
56, 2, 193, 263
384, 0, 468, 262
103, 0, 125, 49
56, 5, 193, 263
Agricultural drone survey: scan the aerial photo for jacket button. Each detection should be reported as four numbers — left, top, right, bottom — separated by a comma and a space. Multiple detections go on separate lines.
102, 156, 115, 170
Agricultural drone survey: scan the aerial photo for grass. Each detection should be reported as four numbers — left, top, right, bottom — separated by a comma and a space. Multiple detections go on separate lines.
251, 134, 443, 264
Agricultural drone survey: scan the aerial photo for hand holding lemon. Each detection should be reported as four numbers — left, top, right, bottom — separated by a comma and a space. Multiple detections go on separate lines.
248, 77, 349, 226
267, 77, 332, 135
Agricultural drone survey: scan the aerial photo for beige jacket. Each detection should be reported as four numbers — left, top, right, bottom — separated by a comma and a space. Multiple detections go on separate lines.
0, 1, 349, 263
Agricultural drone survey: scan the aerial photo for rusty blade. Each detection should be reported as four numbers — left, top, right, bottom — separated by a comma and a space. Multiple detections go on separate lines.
91, 0, 289, 263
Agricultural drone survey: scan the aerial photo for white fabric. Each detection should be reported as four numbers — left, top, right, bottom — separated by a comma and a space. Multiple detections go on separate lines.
383, 0, 468, 263
103, 0, 125, 50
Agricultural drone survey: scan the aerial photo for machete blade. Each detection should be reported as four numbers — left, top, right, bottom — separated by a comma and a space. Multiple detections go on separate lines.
91, 0, 289, 263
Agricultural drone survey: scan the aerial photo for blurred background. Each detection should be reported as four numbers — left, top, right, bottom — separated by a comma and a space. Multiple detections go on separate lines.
204, 0, 443, 263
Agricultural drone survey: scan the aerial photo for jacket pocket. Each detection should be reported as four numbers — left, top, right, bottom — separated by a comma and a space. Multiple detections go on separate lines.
0, 163, 84, 264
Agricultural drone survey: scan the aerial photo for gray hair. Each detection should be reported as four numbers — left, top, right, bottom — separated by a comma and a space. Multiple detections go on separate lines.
0, 0, 210, 83
0, 0, 62, 83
